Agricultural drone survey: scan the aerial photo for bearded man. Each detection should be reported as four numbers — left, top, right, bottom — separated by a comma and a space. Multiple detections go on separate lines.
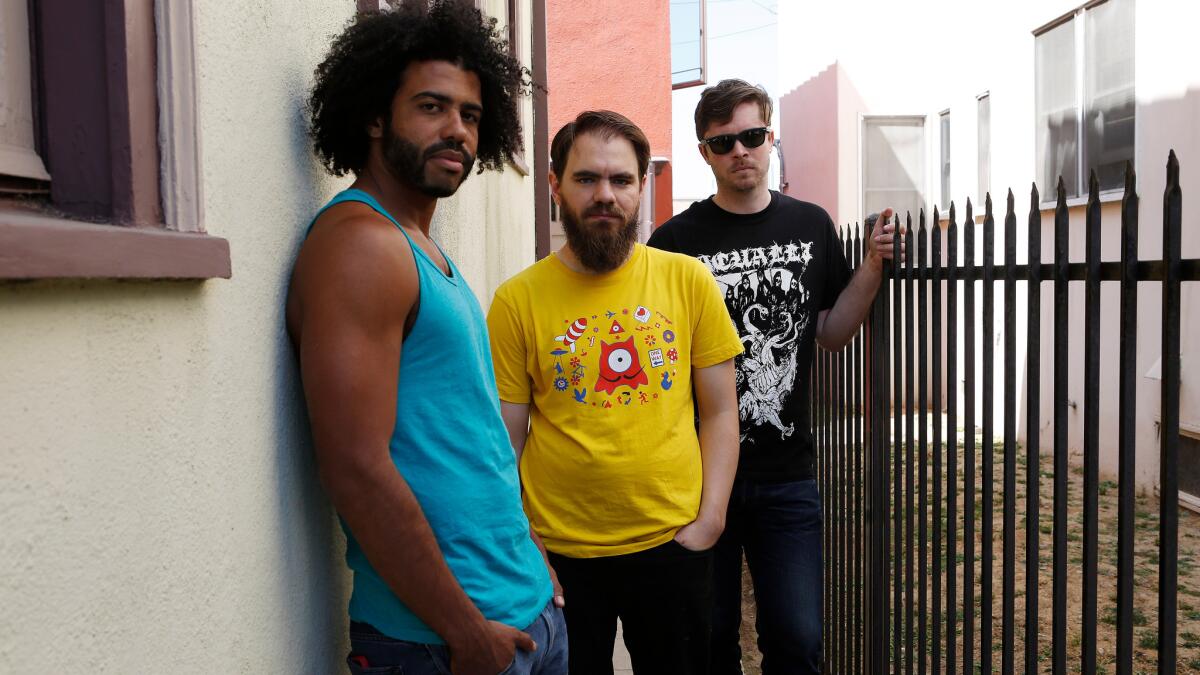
287, 3, 566, 673
486, 110, 743, 675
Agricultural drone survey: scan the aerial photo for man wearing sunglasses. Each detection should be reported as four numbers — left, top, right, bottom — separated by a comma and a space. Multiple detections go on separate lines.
648, 79, 904, 674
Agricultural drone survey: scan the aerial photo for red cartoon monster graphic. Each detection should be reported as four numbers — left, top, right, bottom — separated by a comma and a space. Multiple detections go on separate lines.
594, 336, 649, 394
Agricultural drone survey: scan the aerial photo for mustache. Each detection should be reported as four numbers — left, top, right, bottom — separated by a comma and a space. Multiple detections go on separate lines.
423, 140, 473, 165
583, 205, 626, 219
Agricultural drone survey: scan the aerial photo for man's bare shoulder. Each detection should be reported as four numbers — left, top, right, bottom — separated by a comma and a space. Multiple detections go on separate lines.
288, 201, 418, 334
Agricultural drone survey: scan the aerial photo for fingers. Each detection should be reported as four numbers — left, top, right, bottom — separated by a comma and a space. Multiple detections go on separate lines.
547, 566, 565, 607
510, 627, 536, 652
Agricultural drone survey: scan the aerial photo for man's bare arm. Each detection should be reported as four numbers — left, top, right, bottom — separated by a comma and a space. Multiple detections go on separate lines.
289, 213, 531, 672
500, 401, 564, 608
815, 207, 906, 350
675, 358, 740, 551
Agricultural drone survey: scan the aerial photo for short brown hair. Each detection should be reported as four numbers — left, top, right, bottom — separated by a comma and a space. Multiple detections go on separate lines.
694, 79, 773, 140
551, 110, 651, 181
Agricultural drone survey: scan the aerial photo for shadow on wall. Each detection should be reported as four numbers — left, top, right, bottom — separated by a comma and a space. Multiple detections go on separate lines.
267, 78, 352, 670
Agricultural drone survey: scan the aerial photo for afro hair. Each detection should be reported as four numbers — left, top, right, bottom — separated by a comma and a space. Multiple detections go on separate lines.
308, 0, 531, 176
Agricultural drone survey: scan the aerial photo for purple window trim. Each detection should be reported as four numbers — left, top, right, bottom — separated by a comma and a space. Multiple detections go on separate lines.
1, 0, 229, 281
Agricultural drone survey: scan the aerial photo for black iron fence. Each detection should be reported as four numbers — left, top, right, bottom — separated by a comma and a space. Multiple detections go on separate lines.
814, 152, 1197, 673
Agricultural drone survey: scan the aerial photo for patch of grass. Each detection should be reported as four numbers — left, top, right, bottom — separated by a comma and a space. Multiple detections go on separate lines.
1098, 480, 1117, 496
1137, 632, 1157, 650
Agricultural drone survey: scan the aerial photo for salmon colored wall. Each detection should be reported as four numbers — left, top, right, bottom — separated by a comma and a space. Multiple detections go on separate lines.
653, 162, 672, 226
546, 0, 672, 219
779, 63, 840, 224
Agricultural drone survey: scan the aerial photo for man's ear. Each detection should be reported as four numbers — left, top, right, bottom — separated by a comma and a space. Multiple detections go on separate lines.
367, 116, 384, 139
697, 143, 712, 166
548, 170, 561, 204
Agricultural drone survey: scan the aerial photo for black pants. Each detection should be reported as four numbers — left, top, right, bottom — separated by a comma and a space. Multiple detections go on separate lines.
548, 540, 714, 675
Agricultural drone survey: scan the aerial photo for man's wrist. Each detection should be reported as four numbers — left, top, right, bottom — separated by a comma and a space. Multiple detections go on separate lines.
863, 248, 885, 271
695, 506, 726, 530
443, 612, 491, 650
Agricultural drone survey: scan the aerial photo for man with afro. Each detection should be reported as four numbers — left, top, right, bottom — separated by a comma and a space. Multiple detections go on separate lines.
287, 3, 565, 673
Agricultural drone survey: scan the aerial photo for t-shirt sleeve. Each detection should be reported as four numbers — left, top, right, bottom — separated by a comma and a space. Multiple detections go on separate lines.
819, 212, 854, 312
687, 259, 745, 368
485, 290, 532, 404
646, 221, 677, 252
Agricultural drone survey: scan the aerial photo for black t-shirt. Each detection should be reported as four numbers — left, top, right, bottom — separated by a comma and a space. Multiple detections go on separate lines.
648, 191, 852, 481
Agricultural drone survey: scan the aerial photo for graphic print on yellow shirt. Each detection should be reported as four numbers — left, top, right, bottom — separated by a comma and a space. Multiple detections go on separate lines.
546, 306, 682, 409
487, 245, 743, 559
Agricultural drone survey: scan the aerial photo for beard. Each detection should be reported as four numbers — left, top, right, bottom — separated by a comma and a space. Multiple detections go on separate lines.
560, 199, 640, 273
382, 127, 476, 198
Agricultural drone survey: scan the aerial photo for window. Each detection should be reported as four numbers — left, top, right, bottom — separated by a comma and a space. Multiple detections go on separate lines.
499, 0, 529, 175
0, 1, 227, 280
670, 0, 706, 89
939, 110, 951, 210
977, 93, 990, 204
862, 116, 926, 224
0, 0, 50, 189
1034, 0, 1134, 200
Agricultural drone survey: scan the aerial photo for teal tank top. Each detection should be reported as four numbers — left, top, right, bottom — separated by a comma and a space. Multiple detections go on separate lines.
310, 189, 551, 643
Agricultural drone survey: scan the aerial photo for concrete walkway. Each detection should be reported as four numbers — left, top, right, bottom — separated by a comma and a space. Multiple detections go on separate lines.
612, 620, 633, 673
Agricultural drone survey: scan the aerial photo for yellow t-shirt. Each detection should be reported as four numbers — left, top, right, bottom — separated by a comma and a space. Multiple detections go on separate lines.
487, 244, 743, 558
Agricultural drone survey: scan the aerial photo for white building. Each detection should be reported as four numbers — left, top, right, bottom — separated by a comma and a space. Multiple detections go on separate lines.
778, 0, 1199, 492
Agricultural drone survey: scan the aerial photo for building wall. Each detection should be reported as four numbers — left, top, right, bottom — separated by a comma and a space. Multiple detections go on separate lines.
778, 0, 1200, 489
780, 64, 840, 222
545, 0, 671, 161
0, 1, 538, 672
545, 0, 672, 247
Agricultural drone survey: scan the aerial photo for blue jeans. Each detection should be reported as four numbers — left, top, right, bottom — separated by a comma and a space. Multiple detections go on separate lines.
345, 601, 568, 674
712, 478, 823, 674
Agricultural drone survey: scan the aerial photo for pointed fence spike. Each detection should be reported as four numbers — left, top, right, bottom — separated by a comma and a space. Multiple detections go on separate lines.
1167, 149, 1179, 186
985, 192, 993, 219
1007, 188, 1015, 213
1057, 177, 1067, 208
1089, 169, 1100, 198
1031, 182, 1040, 208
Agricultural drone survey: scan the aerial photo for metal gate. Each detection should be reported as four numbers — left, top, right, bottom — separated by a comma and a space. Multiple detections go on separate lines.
815, 153, 1197, 673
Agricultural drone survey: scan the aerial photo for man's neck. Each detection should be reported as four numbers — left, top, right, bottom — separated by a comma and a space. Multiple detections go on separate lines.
555, 242, 635, 275
353, 163, 438, 236
712, 185, 772, 215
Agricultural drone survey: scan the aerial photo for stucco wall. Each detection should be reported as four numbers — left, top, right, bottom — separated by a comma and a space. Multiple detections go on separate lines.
545, 0, 671, 160
0, 1, 537, 672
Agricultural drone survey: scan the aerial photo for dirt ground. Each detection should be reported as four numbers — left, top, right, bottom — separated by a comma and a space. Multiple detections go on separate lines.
737, 433, 1200, 673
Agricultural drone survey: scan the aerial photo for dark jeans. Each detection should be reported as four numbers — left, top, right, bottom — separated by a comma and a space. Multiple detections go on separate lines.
345, 600, 567, 675
548, 539, 714, 675
712, 478, 823, 675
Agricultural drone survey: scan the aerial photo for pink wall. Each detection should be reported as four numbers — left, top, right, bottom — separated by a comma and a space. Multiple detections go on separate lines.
545, 0, 672, 222
779, 63, 840, 224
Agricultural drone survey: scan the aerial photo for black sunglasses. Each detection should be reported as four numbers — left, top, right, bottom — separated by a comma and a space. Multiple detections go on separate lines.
700, 127, 770, 155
